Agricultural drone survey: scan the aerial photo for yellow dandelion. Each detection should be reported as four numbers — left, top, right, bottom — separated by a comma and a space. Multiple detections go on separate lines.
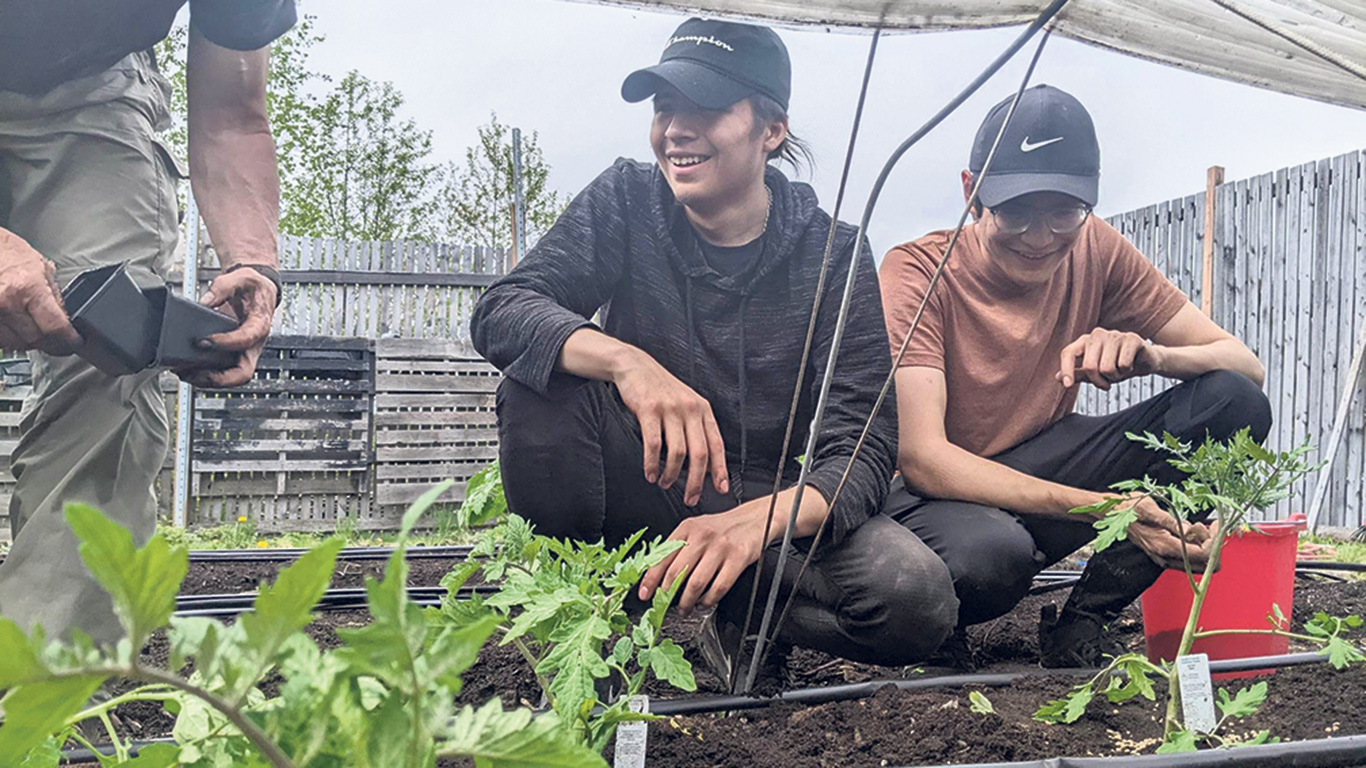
257, 540, 269, 548
237, 516, 248, 523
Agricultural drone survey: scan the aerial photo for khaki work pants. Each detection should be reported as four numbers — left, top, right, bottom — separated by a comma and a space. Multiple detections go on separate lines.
0, 51, 182, 645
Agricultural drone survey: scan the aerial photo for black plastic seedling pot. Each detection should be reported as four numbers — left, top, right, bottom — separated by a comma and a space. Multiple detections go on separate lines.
63, 263, 238, 376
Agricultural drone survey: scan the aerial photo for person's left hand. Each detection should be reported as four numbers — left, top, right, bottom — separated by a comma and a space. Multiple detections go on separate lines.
638, 501, 775, 614
1057, 327, 1164, 390
175, 265, 278, 388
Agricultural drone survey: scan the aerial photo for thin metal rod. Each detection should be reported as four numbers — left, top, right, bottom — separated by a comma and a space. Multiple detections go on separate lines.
764, 29, 1060, 664
742, 0, 1073, 695
734, 26, 882, 695
1307, 320, 1366, 533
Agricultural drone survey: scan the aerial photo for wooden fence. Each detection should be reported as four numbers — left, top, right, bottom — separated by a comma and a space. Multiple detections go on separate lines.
191, 235, 507, 342
1079, 149, 1366, 529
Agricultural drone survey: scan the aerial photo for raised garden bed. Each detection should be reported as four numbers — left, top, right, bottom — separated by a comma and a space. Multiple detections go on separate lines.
83, 556, 1366, 767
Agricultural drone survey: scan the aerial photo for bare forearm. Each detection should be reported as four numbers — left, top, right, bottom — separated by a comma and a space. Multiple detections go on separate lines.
186, 31, 279, 269
558, 327, 643, 382
189, 128, 279, 268
1152, 340, 1264, 386
900, 443, 1103, 521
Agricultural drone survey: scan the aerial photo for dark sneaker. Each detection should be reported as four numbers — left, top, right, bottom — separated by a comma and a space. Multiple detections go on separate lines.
1038, 604, 1126, 668
695, 610, 743, 692
694, 611, 793, 694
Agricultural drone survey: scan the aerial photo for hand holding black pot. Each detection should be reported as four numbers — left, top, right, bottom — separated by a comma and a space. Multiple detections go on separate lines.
0, 228, 83, 355
177, 264, 279, 388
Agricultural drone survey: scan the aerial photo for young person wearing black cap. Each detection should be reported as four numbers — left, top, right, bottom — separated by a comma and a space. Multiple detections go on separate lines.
471, 18, 959, 685
878, 84, 1272, 667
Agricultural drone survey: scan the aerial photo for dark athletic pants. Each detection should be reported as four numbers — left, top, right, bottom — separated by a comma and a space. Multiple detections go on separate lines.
882, 370, 1273, 628
496, 377, 960, 666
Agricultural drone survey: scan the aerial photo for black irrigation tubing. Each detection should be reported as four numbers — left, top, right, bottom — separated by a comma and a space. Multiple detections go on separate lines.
0, 544, 475, 567
61, 740, 174, 765
651, 650, 1336, 717
185, 544, 475, 562
171, 584, 496, 618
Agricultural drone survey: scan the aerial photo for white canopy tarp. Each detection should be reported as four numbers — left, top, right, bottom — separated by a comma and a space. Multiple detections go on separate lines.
585, 0, 1366, 110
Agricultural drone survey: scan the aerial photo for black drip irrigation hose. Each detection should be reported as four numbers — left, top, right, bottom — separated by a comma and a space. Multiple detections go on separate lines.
649, 651, 1335, 717
172, 584, 494, 618
186, 544, 474, 562
58, 653, 1349, 765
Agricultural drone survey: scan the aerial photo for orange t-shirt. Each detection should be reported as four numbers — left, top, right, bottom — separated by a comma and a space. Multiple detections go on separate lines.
879, 217, 1189, 457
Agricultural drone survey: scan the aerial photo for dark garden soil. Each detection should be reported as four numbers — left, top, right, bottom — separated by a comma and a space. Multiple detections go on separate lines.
95, 561, 1366, 767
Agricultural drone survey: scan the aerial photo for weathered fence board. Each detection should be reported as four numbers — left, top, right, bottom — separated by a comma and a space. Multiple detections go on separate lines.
189, 336, 375, 532
373, 338, 501, 509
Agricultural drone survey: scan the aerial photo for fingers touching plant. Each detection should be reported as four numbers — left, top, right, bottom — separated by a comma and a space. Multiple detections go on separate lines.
432, 515, 698, 752
1034, 429, 1365, 752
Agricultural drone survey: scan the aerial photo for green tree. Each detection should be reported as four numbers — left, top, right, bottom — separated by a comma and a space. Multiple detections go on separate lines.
285, 70, 441, 241
434, 113, 565, 253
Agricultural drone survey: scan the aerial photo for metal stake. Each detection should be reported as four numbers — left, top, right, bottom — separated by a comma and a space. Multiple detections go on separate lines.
173, 192, 199, 528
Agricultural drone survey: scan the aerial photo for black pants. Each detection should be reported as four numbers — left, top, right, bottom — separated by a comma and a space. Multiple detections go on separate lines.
883, 370, 1274, 627
496, 377, 959, 665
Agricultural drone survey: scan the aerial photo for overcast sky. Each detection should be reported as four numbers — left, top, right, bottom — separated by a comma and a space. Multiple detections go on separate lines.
303, 0, 1366, 256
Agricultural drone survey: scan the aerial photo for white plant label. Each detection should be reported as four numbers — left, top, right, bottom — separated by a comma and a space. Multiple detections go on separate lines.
613, 695, 650, 768
1176, 653, 1217, 734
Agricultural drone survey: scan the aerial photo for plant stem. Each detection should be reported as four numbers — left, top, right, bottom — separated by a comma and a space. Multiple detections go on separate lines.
47, 666, 299, 768
504, 631, 552, 696
99, 710, 126, 761
1192, 628, 1327, 644
1164, 518, 1231, 738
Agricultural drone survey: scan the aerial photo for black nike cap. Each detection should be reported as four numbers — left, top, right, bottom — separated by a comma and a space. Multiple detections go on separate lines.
621, 18, 791, 111
969, 84, 1100, 208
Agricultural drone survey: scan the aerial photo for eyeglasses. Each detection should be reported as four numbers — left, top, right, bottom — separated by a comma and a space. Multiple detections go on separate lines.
989, 203, 1092, 236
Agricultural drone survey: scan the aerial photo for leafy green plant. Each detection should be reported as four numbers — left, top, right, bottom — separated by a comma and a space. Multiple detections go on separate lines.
432, 513, 697, 752
1034, 429, 1365, 752
2, 483, 607, 768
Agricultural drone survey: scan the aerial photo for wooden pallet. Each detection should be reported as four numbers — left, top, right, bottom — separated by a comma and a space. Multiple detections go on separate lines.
190, 336, 376, 531
374, 338, 500, 508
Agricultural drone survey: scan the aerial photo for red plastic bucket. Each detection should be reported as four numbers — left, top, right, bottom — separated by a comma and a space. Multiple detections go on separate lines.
1140, 514, 1304, 679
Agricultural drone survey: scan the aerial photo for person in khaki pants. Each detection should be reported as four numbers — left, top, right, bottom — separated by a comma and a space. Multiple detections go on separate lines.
0, 2, 293, 647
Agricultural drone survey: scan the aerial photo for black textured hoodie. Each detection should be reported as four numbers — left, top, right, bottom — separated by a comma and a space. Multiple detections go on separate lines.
471, 159, 897, 545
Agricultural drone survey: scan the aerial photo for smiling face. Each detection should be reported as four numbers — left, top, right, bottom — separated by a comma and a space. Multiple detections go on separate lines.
651, 85, 785, 216
962, 172, 1088, 287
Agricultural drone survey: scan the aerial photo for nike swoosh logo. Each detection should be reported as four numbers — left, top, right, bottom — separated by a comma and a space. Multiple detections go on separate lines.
1020, 136, 1064, 152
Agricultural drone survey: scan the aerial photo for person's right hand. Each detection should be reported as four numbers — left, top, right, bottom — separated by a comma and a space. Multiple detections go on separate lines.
613, 349, 729, 507
1120, 494, 1216, 571
0, 229, 81, 356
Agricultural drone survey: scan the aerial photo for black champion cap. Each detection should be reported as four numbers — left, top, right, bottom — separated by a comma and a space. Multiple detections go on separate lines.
969, 84, 1101, 208
621, 18, 791, 111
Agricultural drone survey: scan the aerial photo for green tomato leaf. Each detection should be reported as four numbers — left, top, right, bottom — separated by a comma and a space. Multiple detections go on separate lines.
1325, 636, 1365, 670
0, 674, 106, 758
336, 551, 426, 692
0, 619, 46, 688
240, 538, 342, 662
1034, 684, 1093, 724
538, 615, 611, 714
421, 614, 502, 692
1155, 730, 1199, 754
1216, 682, 1267, 719
459, 462, 508, 529
611, 636, 633, 668
16, 738, 61, 768
1091, 504, 1139, 553
442, 699, 609, 768
649, 639, 696, 692
66, 503, 187, 648
968, 690, 995, 715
